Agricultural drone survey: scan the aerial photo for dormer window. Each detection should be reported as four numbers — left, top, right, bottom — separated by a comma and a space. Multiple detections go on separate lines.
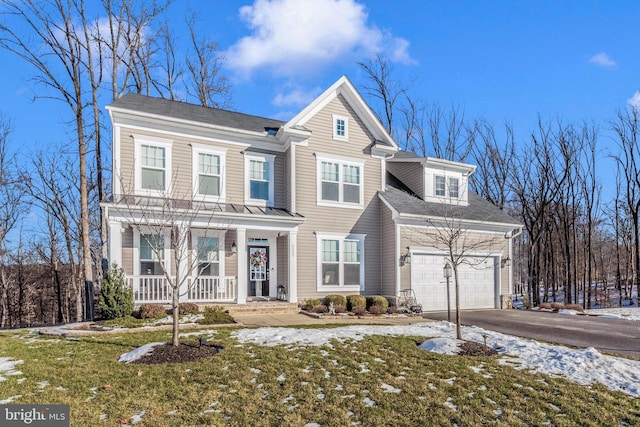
435, 175, 460, 199
448, 177, 459, 198
333, 114, 348, 140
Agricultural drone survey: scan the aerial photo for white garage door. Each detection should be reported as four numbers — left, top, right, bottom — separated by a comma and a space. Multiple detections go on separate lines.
411, 254, 496, 311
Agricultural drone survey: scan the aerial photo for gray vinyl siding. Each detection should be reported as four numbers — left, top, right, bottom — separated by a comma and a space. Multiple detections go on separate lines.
224, 230, 238, 277
387, 162, 424, 199
122, 227, 134, 275
277, 234, 288, 287
117, 127, 250, 204
284, 148, 291, 211
294, 95, 384, 299
380, 201, 397, 297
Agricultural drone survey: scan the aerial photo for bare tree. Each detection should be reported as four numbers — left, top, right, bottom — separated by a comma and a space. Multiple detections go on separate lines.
184, 13, 231, 109
0, 117, 26, 327
113, 184, 228, 346
611, 107, 640, 306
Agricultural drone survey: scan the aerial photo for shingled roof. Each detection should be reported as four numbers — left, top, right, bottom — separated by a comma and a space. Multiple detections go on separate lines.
380, 177, 520, 226
108, 93, 286, 134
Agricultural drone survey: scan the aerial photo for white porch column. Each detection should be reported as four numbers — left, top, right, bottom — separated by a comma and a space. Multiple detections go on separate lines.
236, 228, 248, 304
288, 230, 298, 303
108, 220, 123, 269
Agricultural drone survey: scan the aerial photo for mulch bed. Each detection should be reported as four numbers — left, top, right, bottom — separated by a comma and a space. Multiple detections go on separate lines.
130, 342, 223, 364
458, 340, 498, 356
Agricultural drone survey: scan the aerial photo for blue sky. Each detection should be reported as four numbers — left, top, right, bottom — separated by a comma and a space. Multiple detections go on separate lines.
1, 0, 639, 200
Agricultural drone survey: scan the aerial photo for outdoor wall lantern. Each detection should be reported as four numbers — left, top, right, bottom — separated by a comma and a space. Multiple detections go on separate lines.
400, 247, 411, 265
231, 241, 237, 254
501, 256, 511, 268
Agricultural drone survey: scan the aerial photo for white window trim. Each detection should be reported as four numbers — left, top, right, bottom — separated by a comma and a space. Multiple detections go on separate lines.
132, 228, 171, 276
192, 144, 226, 202
244, 152, 275, 207
191, 229, 225, 278
315, 232, 366, 292
133, 135, 173, 196
332, 114, 349, 141
434, 174, 460, 200
316, 155, 364, 209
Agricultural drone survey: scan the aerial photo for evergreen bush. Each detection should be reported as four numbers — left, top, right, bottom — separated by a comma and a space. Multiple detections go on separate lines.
99, 264, 134, 320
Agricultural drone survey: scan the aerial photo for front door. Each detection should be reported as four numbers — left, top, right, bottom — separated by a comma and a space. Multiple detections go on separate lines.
248, 246, 269, 297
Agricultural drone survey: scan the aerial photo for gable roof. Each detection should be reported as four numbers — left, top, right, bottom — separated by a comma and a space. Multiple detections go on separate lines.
285, 75, 399, 149
380, 179, 520, 228
107, 93, 285, 135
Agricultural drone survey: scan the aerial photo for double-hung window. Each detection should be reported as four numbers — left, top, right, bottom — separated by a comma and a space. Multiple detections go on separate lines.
317, 233, 365, 290
317, 155, 363, 208
448, 177, 459, 198
245, 152, 275, 206
435, 175, 460, 199
193, 145, 225, 201
134, 136, 172, 195
140, 233, 164, 275
435, 175, 446, 197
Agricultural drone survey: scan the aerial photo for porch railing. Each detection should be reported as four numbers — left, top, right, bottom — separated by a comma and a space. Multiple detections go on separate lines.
126, 275, 237, 304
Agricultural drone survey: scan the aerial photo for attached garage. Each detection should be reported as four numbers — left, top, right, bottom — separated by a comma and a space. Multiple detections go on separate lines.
411, 253, 497, 311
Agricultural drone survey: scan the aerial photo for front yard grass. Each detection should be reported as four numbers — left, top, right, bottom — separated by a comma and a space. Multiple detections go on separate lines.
1, 327, 638, 426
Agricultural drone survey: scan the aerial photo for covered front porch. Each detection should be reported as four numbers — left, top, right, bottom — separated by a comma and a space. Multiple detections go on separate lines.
105, 198, 304, 305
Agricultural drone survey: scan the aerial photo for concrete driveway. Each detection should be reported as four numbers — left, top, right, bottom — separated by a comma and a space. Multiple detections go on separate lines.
423, 309, 640, 360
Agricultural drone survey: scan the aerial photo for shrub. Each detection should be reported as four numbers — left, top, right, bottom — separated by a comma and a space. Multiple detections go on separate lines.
302, 298, 322, 311
334, 304, 347, 314
550, 302, 565, 311
387, 305, 399, 315
323, 294, 347, 308
346, 295, 366, 311
313, 305, 328, 314
538, 302, 552, 310
99, 264, 134, 320
138, 304, 166, 319
368, 305, 383, 316
352, 306, 366, 316
178, 303, 200, 315
197, 306, 234, 324
565, 303, 584, 312
366, 295, 389, 313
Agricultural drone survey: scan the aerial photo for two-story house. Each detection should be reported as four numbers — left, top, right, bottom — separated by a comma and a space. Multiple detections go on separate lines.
103, 76, 521, 310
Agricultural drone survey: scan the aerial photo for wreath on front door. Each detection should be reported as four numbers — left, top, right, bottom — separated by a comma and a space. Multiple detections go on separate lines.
250, 250, 267, 268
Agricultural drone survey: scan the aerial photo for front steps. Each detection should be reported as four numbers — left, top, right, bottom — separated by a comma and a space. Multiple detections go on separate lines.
207, 301, 300, 316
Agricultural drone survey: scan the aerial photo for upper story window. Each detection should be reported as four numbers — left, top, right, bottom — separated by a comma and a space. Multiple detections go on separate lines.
332, 114, 349, 140
435, 175, 460, 199
192, 145, 226, 201
244, 152, 275, 206
317, 155, 364, 208
435, 175, 446, 197
448, 177, 459, 198
134, 135, 172, 195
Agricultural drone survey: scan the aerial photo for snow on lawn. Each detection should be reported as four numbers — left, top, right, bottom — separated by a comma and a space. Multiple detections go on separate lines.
232, 321, 640, 397
0, 357, 23, 381
118, 342, 165, 363
584, 307, 640, 321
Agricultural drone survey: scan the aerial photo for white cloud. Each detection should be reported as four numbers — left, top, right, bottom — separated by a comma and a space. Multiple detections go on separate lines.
628, 91, 640, 109
588, 52, 616, 69
273, 85, 322, 107
224, 0, 413, 78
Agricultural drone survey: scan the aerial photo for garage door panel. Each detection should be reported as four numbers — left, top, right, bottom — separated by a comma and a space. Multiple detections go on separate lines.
412, 255, 496, 310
